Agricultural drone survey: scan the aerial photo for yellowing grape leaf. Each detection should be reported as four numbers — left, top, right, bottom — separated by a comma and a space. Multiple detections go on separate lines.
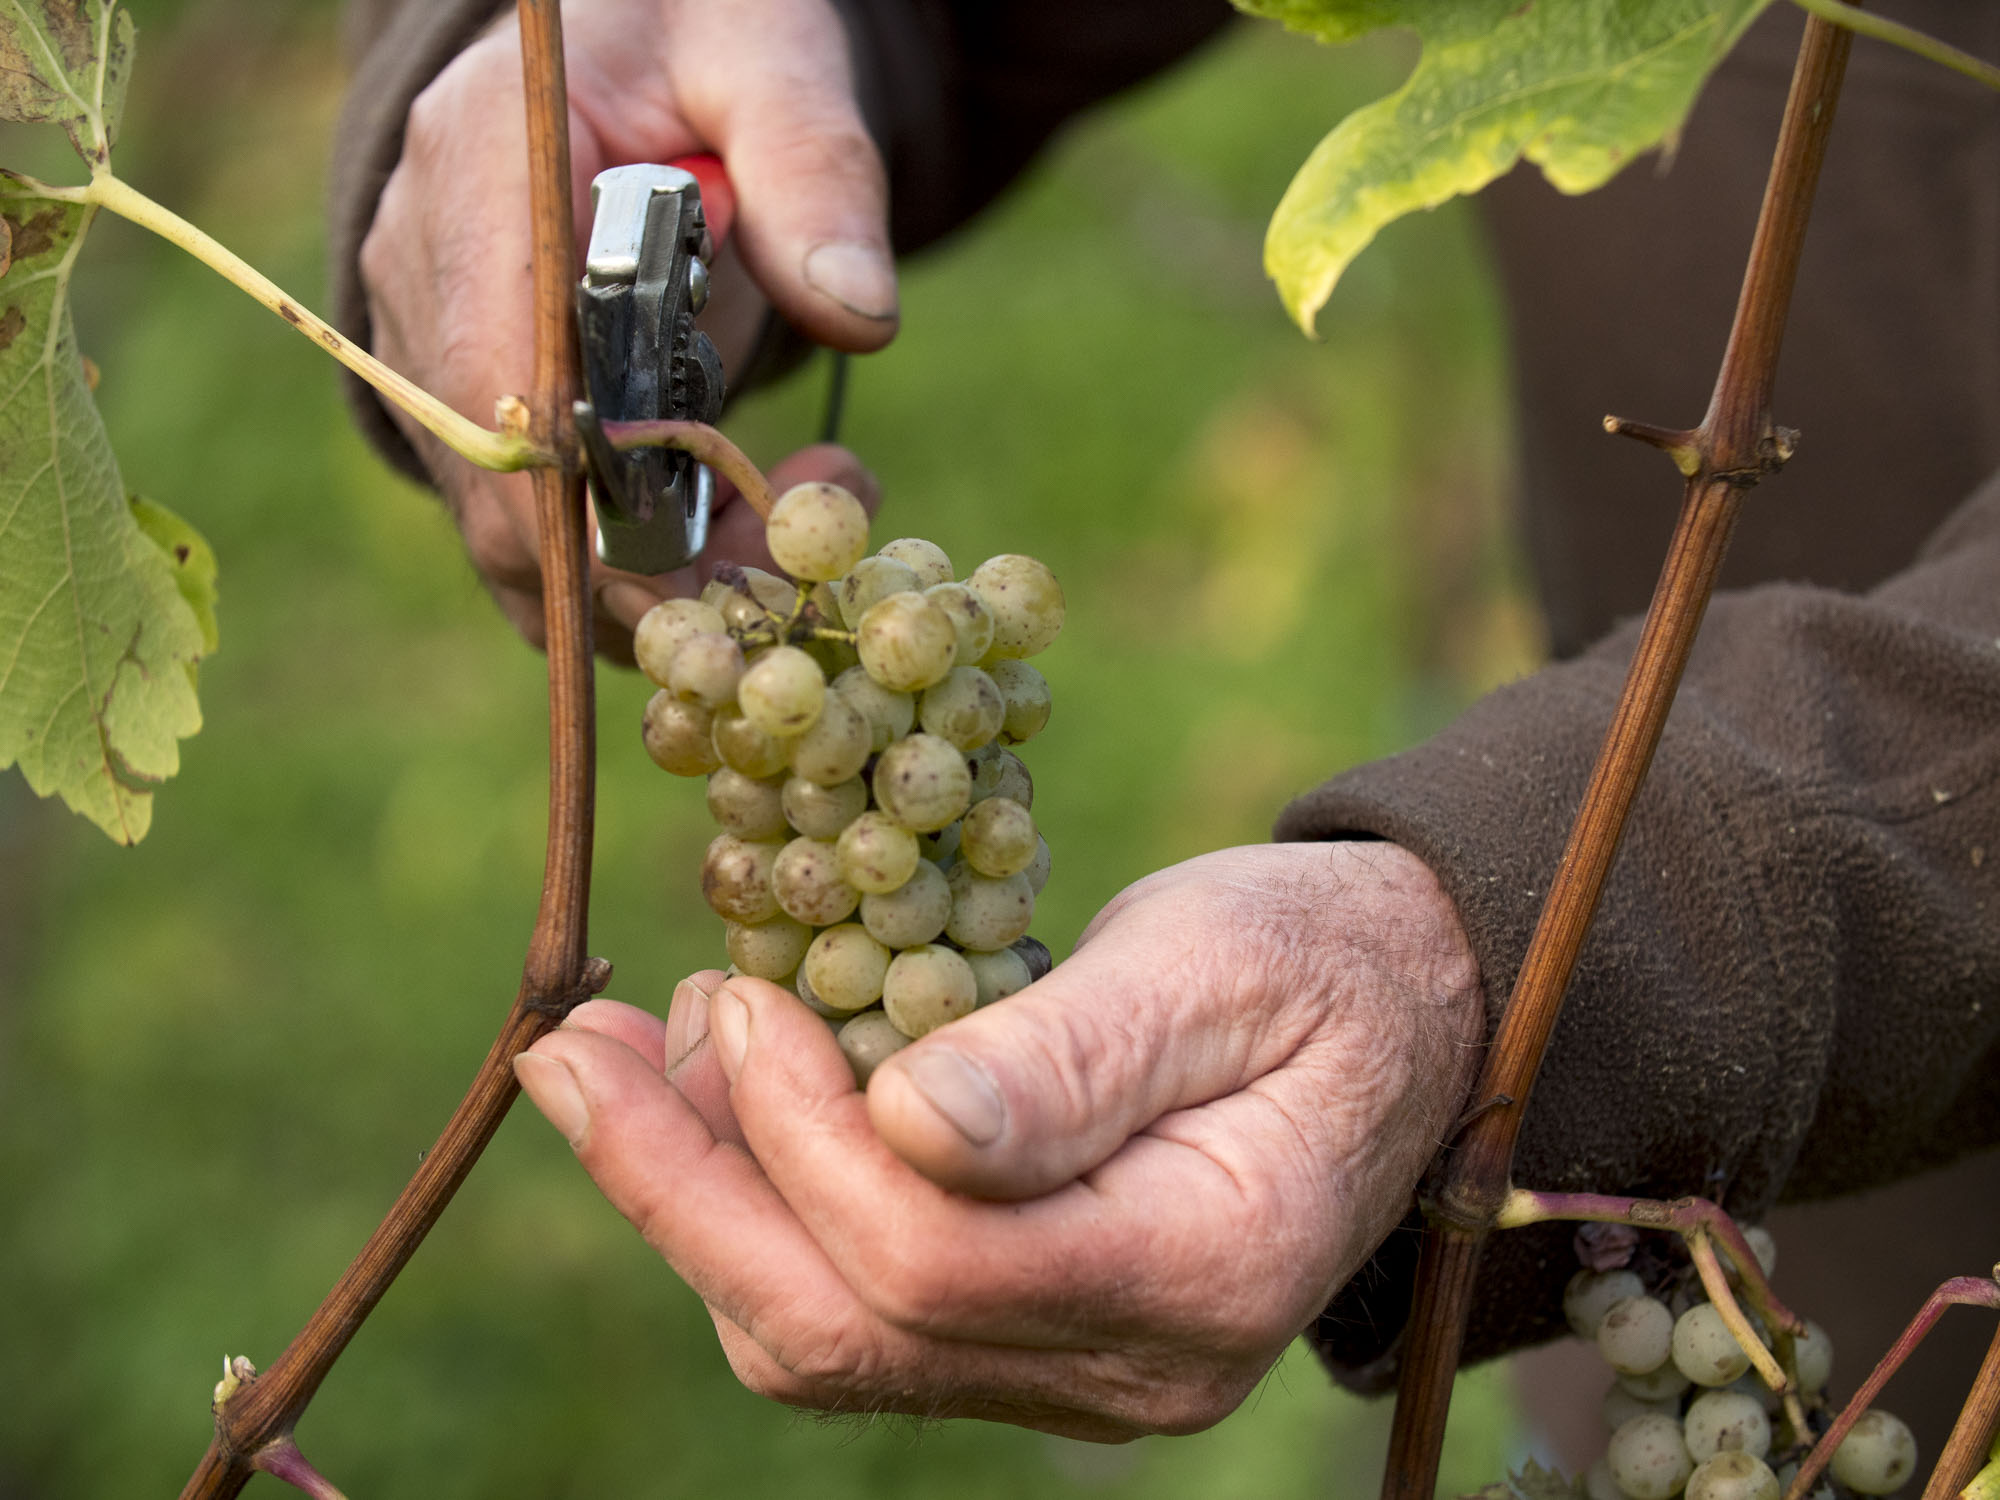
131, 494, 219, 686
1235, 0, 1775, 331
0, 177, 208, 844
0, 0, 133, 164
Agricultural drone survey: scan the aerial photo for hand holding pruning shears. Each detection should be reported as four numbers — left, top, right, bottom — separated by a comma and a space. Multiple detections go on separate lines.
360, 0, 895, 655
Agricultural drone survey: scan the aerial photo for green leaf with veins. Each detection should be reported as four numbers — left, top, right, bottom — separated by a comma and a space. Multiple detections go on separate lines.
0, 0, 133, 164
0, 176, 207, 844
1234, 0, 1775, 331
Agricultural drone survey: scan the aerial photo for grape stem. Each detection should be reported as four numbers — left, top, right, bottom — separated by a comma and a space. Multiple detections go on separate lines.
1381, 19, 1857, 1491
173, 5, 598, 1497
599, 417, 778, 518
1788, 0, 2000, 92
1685, 1230, 1809, 1440
1495, 1185, 1808, 1430
0, 167, 554, 475
1782, 1276, 2000, 1500
249, 1437, 350, 1500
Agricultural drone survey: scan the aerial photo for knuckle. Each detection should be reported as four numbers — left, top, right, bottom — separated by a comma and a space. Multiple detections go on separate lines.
770, 1312, 892, 1393
846, 1239, 957, 1334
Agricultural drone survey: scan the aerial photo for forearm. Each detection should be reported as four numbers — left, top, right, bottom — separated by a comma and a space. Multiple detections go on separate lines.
1286, 464, 2000, 1385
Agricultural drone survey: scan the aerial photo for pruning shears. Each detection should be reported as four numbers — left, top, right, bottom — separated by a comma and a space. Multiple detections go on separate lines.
574, 156, 736, 575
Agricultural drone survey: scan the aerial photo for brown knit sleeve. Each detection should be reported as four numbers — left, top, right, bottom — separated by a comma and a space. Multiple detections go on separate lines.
1285, 463, 2000, 1389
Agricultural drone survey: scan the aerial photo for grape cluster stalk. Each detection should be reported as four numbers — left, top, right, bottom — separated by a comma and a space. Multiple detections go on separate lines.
636, 482, 1062, 1081
1560, 1226, 1918, 1500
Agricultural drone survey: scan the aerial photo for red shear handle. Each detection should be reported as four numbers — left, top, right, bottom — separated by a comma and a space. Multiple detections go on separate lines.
670, 152, 735, 247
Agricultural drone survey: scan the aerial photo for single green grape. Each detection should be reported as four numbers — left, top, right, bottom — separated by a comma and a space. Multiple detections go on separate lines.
917, 665, 1004, 751
945, 863, 1034, 950
967, 554, 1063, 659
635, 597, 727, 688
781, 774, 868, 840
1829, 1410, 1917, 1496
765, 481, 871, 581
1597, 1295, 1674, 1376
1606, 1413, 1693, 1500
1683, 1390, 1769, 1464
877, 537, 953, 587
872, 732, 972, 832
837, 1008, 912, 1086
1672, 1303, 1752, 1387
857, 592, 957, 692
964, 946, 1032, 1007
923, 581, 994, 666
837, 810, 921, 894
772, 836, 860, 926
960, 795, 1036, 878
738, 645, 826, 738
987, 658, 1052, 744
726, 916, 813, 980
858, 860, 951, 949
788, 687, 871, 785
643, 691, 722, 776
1564, 1268, 1646, 1340
668, 630, 746, 708
701, 834, 782, 923
803, 924, 892, 1012
834, 556, 919, 625
882, 945, 978, 1039
1685, 1452, 1779, 1500
712, 704, 792, 778
707, 768, 789, 841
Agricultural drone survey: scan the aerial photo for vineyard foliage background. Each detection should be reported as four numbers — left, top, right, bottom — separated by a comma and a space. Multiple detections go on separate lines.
0, 0, 1541, 1494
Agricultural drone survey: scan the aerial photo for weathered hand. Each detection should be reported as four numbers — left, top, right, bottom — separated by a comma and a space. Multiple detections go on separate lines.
514, 842, 1484, 1438
359, 0, 895, 652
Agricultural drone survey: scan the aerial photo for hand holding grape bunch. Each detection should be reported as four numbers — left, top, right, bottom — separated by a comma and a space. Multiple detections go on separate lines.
513, 468, 1484, 1434
634, 481, 1061, 1081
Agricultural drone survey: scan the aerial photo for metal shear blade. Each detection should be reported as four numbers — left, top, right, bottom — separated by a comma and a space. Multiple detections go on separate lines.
575, 163, 726, 575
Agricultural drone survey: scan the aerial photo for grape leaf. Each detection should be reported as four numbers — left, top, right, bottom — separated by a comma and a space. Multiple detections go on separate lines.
0, 176, 207, 844
0, 0, 134, 164
130, 494, 219, 685
1235, 0, 1775, 331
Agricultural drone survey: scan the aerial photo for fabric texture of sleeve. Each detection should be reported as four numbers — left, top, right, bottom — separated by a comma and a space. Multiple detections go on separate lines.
1282, 463, 2000, 1391
328, 0, 1234, 486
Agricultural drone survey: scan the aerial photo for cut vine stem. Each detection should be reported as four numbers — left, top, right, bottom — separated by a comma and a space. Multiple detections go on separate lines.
1377, 14, 1857, 1495
601, 416, 778, 517
173, 4, 592, 1496
0, 167, 552, 474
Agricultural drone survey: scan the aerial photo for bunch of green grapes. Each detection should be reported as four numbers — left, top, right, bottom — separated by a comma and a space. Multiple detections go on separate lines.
635, 481, 1061, 1086
1561, 1227, 1916, 1500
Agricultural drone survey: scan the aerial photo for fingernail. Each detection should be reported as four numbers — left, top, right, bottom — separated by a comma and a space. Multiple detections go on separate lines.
802, 241, 898, 321
667, 977, 712, 1066
710, 987, 750, 1079
514, 1052, 590, 1146
899, 1048, 1005, 1147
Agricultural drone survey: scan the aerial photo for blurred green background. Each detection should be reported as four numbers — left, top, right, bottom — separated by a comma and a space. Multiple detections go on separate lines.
0, 2, 1545, 1495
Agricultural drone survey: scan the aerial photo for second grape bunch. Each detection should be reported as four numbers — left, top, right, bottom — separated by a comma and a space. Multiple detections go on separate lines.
636, 481, 1063, 1085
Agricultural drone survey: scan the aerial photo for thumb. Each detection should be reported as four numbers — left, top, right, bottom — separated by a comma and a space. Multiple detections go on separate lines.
668, 0, 896, 351
865, 858, 1323, 1200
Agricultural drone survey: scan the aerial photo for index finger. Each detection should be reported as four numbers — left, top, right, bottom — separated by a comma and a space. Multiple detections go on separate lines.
708, 979, 1335, 1357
